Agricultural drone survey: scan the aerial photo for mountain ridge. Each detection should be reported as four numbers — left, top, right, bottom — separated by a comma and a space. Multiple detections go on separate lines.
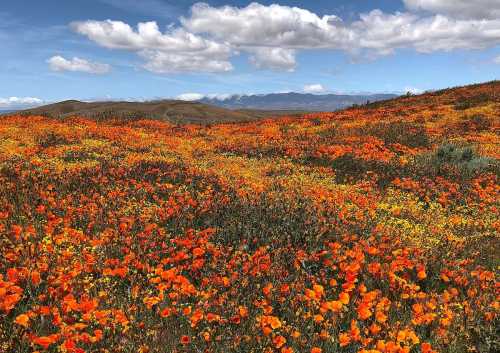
198, 92, 398, 111
5, 99, 261, 124
3, 92, 399, 123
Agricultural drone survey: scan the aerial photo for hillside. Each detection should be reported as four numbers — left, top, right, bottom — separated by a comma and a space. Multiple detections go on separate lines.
7, 92, 400, 124
199, 92, 397, 111
0, 81, 498, 353
11, 99, 263, 123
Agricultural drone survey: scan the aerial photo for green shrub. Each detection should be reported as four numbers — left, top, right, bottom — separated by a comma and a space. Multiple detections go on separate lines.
454, 93, 490, 110
468, 114, 491, 131
330, 154, 400, 186
413, 143, 499, 180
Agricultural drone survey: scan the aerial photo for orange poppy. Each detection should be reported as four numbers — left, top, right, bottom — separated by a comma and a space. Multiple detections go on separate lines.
14, 314, 30, 328
273, 335, 287, 348
33, 336, 57, 349
339, 292, 350, 305
339, 333, 351, 347
180, 335, 190, 345
263, 283, 273, 297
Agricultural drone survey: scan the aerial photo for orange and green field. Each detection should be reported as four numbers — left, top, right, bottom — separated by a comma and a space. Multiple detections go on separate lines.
0, 82, 498, 353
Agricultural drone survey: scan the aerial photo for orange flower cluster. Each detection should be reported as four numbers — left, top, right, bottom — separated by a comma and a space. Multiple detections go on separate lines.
0, 81, 498, 352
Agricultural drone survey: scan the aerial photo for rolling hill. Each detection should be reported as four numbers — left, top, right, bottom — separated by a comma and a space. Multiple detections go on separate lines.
10, 99, 262, 124
5, 92, 399, 123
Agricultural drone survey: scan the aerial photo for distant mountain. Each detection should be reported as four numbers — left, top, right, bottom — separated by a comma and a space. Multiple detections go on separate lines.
0, 110, 16, 114
199, 92, 398, 111
5, 92, 399, 123
11, 100, 266, 124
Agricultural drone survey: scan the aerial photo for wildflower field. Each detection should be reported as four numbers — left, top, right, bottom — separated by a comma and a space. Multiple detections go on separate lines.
0, 82, 499, 353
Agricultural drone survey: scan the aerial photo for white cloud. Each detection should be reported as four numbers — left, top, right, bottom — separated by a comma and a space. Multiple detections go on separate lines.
248, 47, 296, 71
71, 20, 233, 73
494, 55, 500, 64
48, 55, 111, 74
140, 50, 232, 74
176, 93, 205, 101
0, 97, 44, 109
303, 84, 327, 94
404, 86, 424, 94
71, 2, 500, 73
182, 3, 351, 49
183, 3, 500, 56
349, 10, 500, 55
71, 20, 227, 52
404, 0, 500, 20
206, 93, 233, 100
176, 93, 234, 101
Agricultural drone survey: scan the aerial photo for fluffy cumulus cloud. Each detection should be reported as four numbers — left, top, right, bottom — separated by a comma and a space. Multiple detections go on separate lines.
71, 2, 500, 73
0, 97, 43, 109
350, 10, 500, 54
248, 47, 297, 71
140, 50, 232, 74
71, 20, 233, 73
403, 0, 500, 20
184, 3, 500, 55
182, 3, 349, 49
303, 84, 326, 94
48, 56, 111, 74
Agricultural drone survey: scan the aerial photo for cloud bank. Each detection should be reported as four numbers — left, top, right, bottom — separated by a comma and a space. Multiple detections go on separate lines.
303, 84, 326, 94
71, 21, 233, 73
176, 93, 206, 101
71, 1, 500, 73
0, 97, 44, 110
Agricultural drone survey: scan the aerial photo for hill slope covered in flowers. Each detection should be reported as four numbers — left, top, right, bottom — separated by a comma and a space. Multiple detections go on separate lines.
0, 81, 499, 353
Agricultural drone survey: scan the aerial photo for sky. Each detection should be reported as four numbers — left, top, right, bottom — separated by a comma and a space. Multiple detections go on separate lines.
1, 0, 499, 109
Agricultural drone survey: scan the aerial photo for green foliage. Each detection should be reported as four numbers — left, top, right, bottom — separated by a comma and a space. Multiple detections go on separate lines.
365, 120, 430, 148
330, 154, 400, 187
454, 93, 490, 110
414, 143, 499, 180
459, 114, 492, 131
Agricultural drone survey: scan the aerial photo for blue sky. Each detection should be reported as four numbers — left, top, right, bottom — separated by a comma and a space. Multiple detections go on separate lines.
1, 0, 499, 108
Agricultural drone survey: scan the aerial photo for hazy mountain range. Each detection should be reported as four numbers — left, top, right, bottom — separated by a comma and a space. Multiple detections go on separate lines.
1, 92, 399, 123
199, 92, 398, 111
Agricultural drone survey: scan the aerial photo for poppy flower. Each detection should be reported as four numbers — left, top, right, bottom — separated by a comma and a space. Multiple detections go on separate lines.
14, 314, 30, 328
268, 316, 282, 329
180, 335, 190, 345
33, 335, 58, 349
339, 333, 351, 347
339, 292, 350, 305
273, 335, 287, 349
